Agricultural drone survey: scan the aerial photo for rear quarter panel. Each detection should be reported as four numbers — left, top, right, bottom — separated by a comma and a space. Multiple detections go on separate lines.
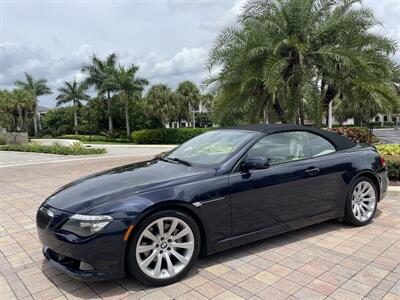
327, 145, 385, 213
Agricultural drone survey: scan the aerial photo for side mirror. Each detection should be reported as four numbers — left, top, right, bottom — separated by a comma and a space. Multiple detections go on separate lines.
241, 157, 269, 171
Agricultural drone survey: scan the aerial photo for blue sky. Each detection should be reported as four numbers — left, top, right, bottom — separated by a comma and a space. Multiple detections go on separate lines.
0, 0, 399, 108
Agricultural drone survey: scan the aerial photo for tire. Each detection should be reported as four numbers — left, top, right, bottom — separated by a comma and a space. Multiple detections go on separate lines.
128, 210, 200, 286
344, 176, 378, 226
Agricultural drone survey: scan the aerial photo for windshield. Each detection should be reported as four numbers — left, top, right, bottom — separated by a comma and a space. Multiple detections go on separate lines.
166, 130, 256, 167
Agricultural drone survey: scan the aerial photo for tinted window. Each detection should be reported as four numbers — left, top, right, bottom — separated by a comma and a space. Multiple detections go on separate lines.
307, 133, 336, 157
247, 132, 311, 165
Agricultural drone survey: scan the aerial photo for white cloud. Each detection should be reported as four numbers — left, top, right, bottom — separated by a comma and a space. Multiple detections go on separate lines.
0, 42, 209, 106
149, 47, 207, 77
199, 0, 246, 31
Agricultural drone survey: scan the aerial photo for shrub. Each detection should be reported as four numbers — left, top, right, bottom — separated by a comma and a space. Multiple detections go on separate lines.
383, 155, 400, 180
0, 135, 6, 145
0, 143, 106, 155
376, 144, 400, 156
131, 129, 165, 144
325, 127, 377, 144
131, 128, 211, 144
165, 128, 210, 144
383, 121, 394, 127
376, 144, 400, 180
370, 121, 395, 128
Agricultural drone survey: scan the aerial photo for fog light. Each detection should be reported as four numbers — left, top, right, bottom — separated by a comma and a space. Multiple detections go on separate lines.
79, 261, 94, 271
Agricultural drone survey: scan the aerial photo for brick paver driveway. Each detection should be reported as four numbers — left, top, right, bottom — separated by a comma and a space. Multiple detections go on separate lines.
1, 156, 399, 300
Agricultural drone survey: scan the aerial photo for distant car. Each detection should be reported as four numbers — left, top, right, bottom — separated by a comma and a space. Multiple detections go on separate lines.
37, 124, 388, 286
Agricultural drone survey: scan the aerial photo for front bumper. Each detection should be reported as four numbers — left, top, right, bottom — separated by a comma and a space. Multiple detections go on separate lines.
37, 206, 133, 281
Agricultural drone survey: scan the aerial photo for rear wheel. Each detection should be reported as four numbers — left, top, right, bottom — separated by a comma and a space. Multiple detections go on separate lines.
344, 177, 377, 226
128, 210, 200, 286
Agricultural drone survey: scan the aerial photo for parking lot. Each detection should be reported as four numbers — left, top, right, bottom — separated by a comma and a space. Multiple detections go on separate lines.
1, 155, 399, 300
373, 129, 400, 144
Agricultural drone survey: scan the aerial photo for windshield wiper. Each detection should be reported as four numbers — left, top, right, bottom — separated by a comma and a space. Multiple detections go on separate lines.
159, 156, 192, 166
168, 157, 192, 166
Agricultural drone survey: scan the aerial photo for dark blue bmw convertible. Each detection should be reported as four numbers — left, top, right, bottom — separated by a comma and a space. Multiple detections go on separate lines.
37, 124, 388, 286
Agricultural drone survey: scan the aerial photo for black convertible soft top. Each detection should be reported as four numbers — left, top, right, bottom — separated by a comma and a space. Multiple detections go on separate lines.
221, 124, 356, 151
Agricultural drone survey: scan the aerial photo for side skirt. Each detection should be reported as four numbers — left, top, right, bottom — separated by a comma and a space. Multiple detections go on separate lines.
208, 210, 340, 255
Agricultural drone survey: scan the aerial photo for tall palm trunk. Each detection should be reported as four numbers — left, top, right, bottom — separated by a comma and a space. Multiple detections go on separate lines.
323, 85, 336, 127
23, 110, 28, 132
272, 94, 287, 123
18, 107, 23, 131
124, 94, 131, 140
292, 77, 304, 125
73, 99, 78, 135
33, 100, 38, 136
107, 90, 113, 133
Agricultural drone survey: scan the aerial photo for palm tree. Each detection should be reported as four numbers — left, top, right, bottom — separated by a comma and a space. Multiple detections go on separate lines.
56, 80, 89, 135
12, 89, 36, 132
15, 73, 52, 136
145, 84, 175, 128
82, 53, 118, 133
114, 65, 148, 139
207, 0, 398, 126
176, 81, 201, 128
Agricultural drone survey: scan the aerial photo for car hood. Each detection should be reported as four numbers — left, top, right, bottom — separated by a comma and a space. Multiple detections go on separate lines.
45, 159, 214, 213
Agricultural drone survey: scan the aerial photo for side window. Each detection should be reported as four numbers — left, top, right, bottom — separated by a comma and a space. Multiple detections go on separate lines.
307, 133, 336, 157
247, 132, 311, 165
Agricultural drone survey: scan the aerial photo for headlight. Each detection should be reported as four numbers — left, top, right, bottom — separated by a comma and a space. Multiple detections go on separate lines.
61, 214, 113, 237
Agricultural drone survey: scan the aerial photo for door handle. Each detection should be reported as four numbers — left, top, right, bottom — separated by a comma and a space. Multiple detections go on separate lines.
305, 167, 320, 176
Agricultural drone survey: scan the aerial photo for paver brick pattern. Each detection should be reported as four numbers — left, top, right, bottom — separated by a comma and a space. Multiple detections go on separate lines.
1, 156, 399, 299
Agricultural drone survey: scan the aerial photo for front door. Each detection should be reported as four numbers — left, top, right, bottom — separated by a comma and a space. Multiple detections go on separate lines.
229, 131, 325, 235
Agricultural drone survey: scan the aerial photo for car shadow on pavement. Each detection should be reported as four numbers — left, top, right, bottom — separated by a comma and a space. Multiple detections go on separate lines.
41, 210, 383, 298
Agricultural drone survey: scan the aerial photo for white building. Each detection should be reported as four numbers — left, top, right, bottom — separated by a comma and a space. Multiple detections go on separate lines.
166, 102, 210, 128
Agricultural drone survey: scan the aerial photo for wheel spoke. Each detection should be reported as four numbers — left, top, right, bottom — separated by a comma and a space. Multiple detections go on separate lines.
166, 219, 179, 238
361, 202, 371, 211
140, 250, 158, 269
356, 204, 361, 217
352, 203, 357, 215
164, 253, 175, 276
137, 244, 155, 253
362, 188, 372, 196
153, 254, 163, 277
157, 219, 164, 236
171, 242, 194, 250
170, 249, 188, 264
365, 196, 375, 203
172, 227, 190, 240
359, 205, 367, 218
143, 229, 158, 242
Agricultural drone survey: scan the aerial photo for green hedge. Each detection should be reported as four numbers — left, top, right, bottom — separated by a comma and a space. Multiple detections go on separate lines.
131, 128, 211, 144
60, 134, 129, 143
370, 121, 395, 128
376, 144, 400, 180
0, 135, 6, 145
376, 144, 400, 156
383, 155, 400, 180
0, 143, 106, 155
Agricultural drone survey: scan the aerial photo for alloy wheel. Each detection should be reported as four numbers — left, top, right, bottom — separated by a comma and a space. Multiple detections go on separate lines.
135, 217, 195, 279
351, 181, 376, 222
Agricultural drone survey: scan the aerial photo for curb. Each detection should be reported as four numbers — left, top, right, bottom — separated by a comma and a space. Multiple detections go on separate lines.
388, 186, 400, 192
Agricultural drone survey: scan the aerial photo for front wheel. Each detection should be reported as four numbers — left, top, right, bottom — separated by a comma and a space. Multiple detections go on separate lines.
344, 177, 377, 226
128, 210, 200, 286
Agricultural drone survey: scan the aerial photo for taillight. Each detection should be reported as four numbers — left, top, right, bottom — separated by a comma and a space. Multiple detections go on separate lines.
379, 156, 385, 167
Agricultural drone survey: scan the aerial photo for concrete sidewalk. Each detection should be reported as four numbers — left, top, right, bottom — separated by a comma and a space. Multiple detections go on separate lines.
0, 144, 175, 168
